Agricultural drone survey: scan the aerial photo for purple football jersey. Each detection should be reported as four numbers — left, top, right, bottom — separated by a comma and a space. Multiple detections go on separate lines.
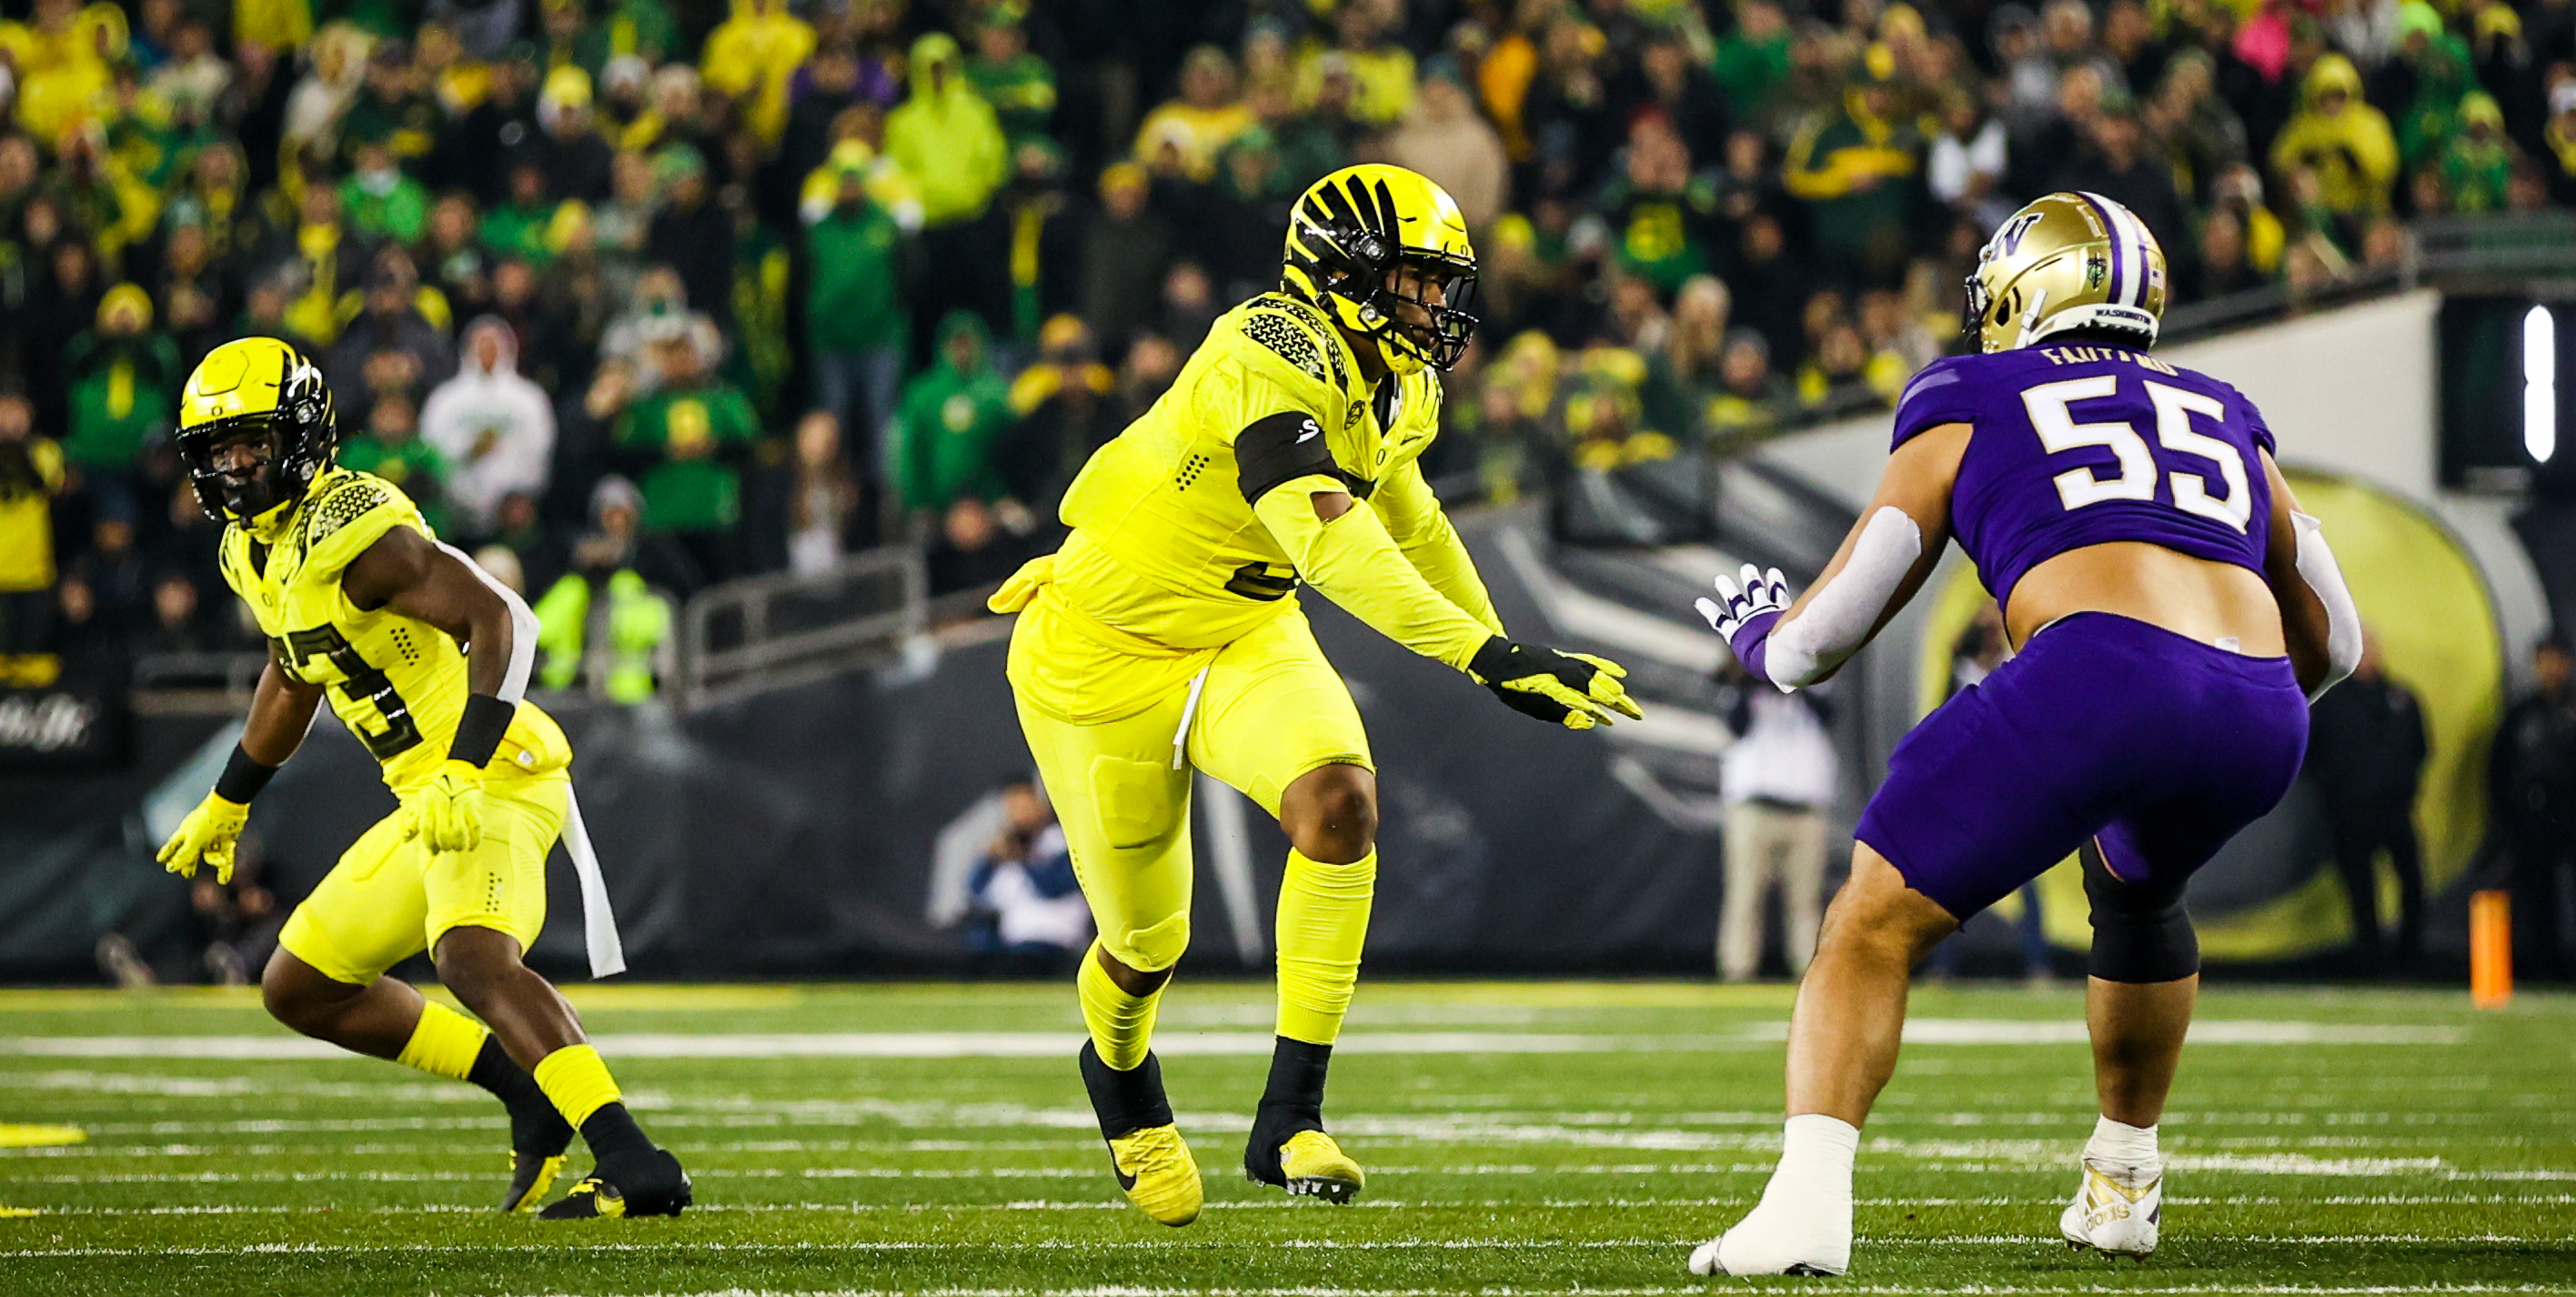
1893, 343, 2277, 608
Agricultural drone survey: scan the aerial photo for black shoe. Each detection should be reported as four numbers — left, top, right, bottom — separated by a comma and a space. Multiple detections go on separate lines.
538, 1148, 691, 1220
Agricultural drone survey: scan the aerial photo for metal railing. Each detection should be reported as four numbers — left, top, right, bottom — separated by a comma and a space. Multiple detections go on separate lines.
677, 546, 927, 709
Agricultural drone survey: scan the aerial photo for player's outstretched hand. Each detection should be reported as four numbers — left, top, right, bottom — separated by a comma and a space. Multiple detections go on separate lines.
1467, 638, 1644, 731
406, 760, 488, 853
1694, 564, 1793, 665
157, 789, 250, 885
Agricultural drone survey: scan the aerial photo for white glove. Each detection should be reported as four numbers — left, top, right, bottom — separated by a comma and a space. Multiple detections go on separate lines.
1694, 564, 1792, 643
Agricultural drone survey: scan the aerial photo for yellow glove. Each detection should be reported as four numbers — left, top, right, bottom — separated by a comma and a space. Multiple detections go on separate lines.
406, 759, 488, 853
1466, 638, 1645, 731
157, 790, 251, 885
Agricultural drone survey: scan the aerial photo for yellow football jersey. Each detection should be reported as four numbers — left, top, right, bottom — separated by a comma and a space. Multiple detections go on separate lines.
217, 467, 569, 793
1052, 291, 1449, 649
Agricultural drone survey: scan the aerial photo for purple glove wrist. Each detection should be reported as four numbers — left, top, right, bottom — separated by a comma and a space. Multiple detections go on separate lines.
1728, 608, 1781, 684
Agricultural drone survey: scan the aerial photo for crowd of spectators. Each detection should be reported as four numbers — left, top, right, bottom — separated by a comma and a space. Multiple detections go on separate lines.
3, 0, 2569, 695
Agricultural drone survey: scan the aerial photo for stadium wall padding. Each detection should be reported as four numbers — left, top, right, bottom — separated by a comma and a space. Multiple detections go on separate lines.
2, 508, 1761, 980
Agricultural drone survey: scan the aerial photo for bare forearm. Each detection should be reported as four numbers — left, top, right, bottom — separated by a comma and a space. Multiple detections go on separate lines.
462, 601, 516, 698
240, 659, 323, 768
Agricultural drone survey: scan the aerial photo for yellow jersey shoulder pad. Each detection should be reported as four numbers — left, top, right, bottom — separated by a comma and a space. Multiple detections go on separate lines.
1233, 294, 1353, 397
296, 468, 428, 580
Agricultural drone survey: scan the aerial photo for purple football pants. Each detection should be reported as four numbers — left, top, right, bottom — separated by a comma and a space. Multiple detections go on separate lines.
1857, 612, 2309, 920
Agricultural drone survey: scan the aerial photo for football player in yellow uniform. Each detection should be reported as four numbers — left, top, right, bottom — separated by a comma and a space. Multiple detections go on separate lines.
991, 165, 1641, 1225
154, 338, 689, 1220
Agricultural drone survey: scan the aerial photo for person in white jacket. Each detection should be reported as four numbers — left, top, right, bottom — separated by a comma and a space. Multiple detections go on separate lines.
422, 317, 557, 535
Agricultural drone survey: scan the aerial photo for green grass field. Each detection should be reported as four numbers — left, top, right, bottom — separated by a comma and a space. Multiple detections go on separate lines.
0, 980, 2570, 1296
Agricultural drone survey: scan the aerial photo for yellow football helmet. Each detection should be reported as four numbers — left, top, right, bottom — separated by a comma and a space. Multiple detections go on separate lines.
1282, 164, 1478, 375
1964, 192, 2168, 354
176, 337, 338, 524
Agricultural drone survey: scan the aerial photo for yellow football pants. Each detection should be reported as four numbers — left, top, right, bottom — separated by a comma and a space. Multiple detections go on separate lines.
278, 770, 570, 985
1009, 595, 1376, 1044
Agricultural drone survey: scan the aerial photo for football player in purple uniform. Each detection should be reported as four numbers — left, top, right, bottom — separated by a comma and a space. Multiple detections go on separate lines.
1687, 192, 2362, 1276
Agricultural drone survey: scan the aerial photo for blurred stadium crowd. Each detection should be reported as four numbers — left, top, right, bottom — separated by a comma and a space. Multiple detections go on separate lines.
0, 0, 2566, 695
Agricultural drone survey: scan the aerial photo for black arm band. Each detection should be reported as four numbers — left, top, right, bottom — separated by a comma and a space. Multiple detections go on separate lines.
448, 693, 516, 769
1235, 410, 1340, 504
215, 744, 279, 803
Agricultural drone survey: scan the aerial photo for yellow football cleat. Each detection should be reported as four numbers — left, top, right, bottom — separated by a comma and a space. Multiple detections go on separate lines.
1277, 1129, 1364, 1204
1107, 1124, 1203, 1226
501, 1151, 569, 1213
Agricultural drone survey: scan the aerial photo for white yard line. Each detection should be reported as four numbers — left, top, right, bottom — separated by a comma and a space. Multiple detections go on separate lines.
1743, 1020, 2471, 1046
2, 1234, 2561, 1259
18, 1193, 2576, 1212
0, 1032, 1730, 1060
489, 1288, 2576, 1297
498, 1289, 2576, 1297
0, 1020, 2469, 1061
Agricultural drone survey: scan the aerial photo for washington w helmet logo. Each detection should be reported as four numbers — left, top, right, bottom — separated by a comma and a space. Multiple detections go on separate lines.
1992, 211, 2045, 257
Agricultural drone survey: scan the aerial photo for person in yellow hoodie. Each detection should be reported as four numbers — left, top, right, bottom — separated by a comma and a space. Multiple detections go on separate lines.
1, 0, 121, 141
2269, 54, 2400, 226
885, 31, 1009, 228
699, 0, 814, 145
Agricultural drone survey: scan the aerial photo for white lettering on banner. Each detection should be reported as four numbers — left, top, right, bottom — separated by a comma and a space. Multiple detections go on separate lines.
0, 694, 96, 752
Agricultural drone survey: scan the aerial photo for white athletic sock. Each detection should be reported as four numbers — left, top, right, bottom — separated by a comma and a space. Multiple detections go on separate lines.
1767, 1112, 1860, 1205
2085, 1115, 2159, 1171
1698, 1113, 1862, 1275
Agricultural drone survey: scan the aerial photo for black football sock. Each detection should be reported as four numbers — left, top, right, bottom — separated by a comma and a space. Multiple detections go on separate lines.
1244, 1037, 1332, 1185
468, 1039, 573, 1148
467, 1036, 547, 1106
578, 1102, 657, 1161
1257, 1036, 1332, 1121
1079, 1040, 1174, 1140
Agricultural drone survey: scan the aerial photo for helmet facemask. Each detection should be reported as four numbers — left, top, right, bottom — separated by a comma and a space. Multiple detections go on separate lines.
1375, 250, 1478, 372
1301, 221, 1480, 373
181, 417, 296, 523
